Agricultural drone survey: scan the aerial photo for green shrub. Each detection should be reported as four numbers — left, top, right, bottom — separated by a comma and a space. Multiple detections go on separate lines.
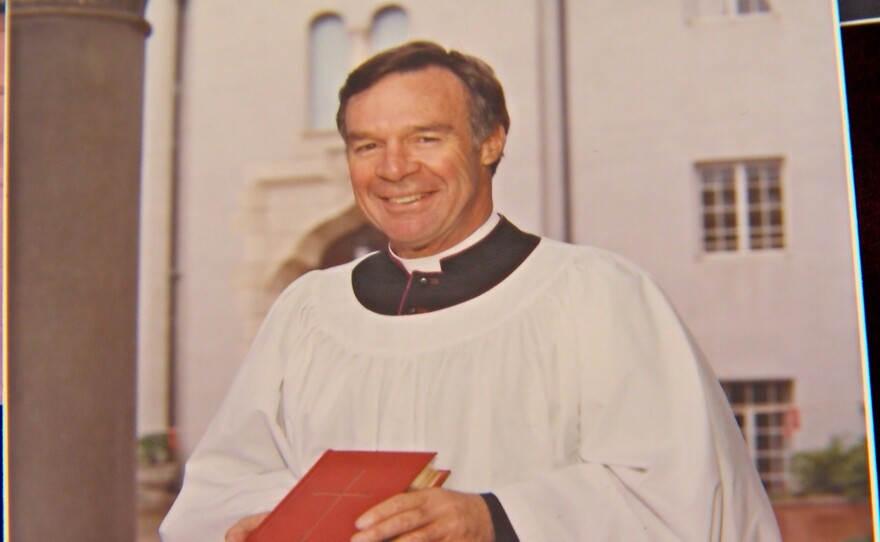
137, 432, 174, 464
790, 436, 870, 501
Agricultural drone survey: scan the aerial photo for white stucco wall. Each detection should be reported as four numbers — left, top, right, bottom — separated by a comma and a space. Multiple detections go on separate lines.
565, 1, 863, 451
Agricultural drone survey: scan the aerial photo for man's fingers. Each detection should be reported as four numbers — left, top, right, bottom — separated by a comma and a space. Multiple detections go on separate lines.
224, 512, 270, 542
355, 491, 426, 530
353, 508, 432, 542
353, 492, 430, 542
351, 488, 493, 542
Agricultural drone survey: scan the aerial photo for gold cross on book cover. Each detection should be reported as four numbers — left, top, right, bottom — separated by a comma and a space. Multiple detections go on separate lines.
246, 449, 451, 542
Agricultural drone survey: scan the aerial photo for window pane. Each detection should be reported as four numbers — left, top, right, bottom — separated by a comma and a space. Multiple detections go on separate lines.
738, 0, 771, 14
770, 233, 783, 248
749, 210, 762, 227
746, 165, 760, 183
754, 384, 768, 404
757, 412, 784, 428
723, 235, 738, 250
770, 209, 783, 226
723, 212, 737, 228
745, 160, 784, 251
699, 164, 738, 252
722, 188, 736, 204
748, 187, 760, 202
371, 7, 408, 53
759, 434, 784, 449
721, 379, 793, 494
309, 14, 350, 130
702, 191, 716, 206
776, 381, 790, 402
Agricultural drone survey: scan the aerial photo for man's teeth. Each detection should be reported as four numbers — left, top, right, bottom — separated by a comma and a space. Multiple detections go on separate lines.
389, 194, 425, 204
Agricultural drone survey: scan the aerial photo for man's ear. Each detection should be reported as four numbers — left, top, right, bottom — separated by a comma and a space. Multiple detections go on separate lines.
480, 125, 507, 167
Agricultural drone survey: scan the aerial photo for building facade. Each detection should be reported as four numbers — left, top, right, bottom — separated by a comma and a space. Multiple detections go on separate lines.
138, 0, 866, 497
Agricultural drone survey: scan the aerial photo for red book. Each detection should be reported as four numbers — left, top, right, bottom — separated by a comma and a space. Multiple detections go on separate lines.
246, 449, 450, 542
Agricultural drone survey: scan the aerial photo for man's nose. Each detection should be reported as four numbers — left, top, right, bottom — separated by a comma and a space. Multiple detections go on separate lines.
376, 144, 418, 181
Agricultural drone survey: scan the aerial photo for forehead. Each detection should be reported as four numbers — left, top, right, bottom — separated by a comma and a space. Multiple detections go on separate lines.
344, 67, 471, 133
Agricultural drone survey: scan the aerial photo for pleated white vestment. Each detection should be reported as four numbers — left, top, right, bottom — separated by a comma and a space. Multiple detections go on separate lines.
160, 237, 782, 541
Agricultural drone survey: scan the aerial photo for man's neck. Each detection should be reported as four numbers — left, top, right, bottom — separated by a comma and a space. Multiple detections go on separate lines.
390, 213, 501, 274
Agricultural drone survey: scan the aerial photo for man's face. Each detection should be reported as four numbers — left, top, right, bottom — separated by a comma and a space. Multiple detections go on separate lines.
344, 66, 504, 258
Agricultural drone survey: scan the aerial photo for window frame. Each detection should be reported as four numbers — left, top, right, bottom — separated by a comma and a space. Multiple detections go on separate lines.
696, 157, 787, 256
735, 0, 771, 15
307, 12, 351, 133
722, 379, 796, 496
369, 5, 409, 54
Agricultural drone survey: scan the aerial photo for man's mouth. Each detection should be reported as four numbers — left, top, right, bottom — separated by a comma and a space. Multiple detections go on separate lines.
386, 193, 429, 204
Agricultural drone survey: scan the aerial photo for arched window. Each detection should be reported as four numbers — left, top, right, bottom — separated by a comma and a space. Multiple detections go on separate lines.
309, 13, 349, 130
370, 6, 408, 53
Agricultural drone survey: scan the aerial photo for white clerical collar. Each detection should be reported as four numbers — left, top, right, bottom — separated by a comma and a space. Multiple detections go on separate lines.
391, 213, 501, 274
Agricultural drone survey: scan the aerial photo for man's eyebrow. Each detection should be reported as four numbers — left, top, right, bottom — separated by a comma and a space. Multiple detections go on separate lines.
345, 131, 373, 142
411, 123, 454, 133
347, 124, 454, 141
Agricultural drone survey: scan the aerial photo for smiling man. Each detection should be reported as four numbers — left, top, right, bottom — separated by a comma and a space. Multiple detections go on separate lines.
344, 65, 501, 260
160, 42, 782, 542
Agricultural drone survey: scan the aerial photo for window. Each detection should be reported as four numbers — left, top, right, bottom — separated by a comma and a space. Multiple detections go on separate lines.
684, 0, 771, 18
722, 379, 796, 496
698, 159, 784, 253
370, 6, 408, 53
736, 0, 770, 14
309, 13, 350, 130
307, 8, 407, 131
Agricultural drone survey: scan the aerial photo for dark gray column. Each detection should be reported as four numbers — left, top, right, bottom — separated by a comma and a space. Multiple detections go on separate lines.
7, 1, 149, 539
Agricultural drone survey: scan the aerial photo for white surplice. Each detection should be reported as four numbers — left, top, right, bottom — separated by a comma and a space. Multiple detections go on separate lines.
160, 238, 782, 541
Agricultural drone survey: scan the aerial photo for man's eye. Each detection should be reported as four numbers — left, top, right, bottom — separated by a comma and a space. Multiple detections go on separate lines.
355, 143, 377, 153
417, 136, 440, 143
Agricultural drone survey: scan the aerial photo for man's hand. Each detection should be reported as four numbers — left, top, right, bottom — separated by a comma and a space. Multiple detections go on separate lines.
351, 488, 494, 542
224, 512, 269, 542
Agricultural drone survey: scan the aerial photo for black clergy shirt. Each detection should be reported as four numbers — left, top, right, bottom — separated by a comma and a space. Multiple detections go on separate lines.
352, 216, 540, 316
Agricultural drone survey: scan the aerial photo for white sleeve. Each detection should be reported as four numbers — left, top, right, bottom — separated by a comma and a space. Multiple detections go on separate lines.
493, 262, 782, 542
159, 285, 305, 542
